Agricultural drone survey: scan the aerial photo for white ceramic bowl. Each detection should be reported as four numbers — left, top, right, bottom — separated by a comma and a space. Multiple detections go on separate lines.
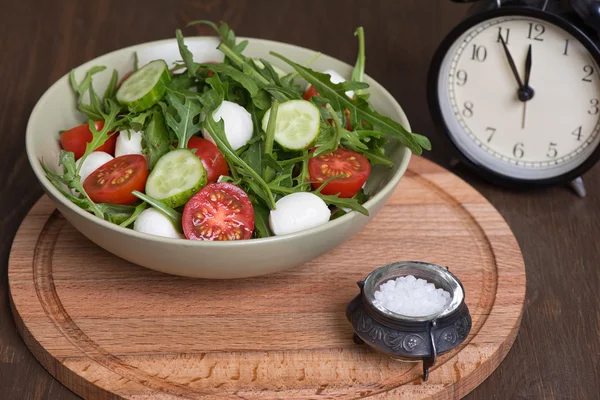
26, 37, 411, 279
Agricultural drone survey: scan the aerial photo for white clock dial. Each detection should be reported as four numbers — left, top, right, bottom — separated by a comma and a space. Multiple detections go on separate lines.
437, 16, 600, 180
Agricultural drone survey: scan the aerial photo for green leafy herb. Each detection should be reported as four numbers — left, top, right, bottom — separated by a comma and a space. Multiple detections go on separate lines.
103, 69, 119, 100
161, 89, 202, 149
251, 200, 272, 238
271, 52, 430, 155
132, 191, 182, 229
351, 27, 366, 96
176, 29, 200, 77
205, 114, 276, 209
70, 66, 107, 120
203, 63, 260, 96
187, 20, 237, 50
263, 100, 279, 182
42, 150, 104, 218
76, 99, 123, 175
143, 108, 171, 169
119, 202, 148, 227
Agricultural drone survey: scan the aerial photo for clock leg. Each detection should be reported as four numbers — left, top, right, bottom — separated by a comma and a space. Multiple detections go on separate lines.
569, 177, 587, 198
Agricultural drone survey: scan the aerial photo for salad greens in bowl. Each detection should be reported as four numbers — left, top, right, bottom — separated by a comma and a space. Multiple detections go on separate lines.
26, 22, 429, 278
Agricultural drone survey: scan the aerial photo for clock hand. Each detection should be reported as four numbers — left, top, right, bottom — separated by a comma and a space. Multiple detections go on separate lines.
523, 44, 532, 88
499, 35, 524, 89
521, 45, 533, 130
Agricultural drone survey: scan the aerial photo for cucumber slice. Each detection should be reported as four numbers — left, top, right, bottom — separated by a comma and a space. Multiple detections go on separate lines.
116, 60, 171, 112
145, 149, 207, 208
262, 100, 320, 151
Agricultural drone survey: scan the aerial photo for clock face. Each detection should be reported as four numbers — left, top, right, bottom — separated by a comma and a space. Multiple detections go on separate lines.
437, 15, 600, 181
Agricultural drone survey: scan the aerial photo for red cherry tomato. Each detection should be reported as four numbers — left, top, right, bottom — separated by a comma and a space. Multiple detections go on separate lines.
60, 121, 117, 160
83, 155, 148, 205
187, 136, 229, 183
303, 85, 319, 101
183, 182, 254, 241
303, 85, 352, 130
308, 148, 371, 198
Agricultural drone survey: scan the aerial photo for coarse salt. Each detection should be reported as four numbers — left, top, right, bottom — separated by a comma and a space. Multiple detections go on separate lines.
374, 275, 451, 317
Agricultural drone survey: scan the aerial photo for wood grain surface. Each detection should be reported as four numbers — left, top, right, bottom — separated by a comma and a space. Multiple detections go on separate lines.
9, 156, 525, 400
1, 1, 599, 399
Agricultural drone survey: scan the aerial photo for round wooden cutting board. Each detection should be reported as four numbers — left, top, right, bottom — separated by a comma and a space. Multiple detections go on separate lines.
9, 156, 526, 400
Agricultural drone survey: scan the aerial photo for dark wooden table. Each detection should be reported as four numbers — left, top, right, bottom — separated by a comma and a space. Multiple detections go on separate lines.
1, 1, 598, 399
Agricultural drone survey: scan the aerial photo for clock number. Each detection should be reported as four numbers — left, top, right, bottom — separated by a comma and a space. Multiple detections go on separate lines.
563, 39, 569, 56
546, 142, 558, 158
572, 125, 583, 141
462, 101, 474, 118
513, 142, 525, 159
456, 69, 468, 86
582, 65, 594, 82
589, 99, 599, 115
471, 45, 487, 62
527, 23, 545, 41
485, 127, 496, 143
497, 27, 510, 45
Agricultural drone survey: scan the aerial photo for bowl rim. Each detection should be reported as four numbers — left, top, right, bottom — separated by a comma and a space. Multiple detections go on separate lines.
26, 35, 412, 247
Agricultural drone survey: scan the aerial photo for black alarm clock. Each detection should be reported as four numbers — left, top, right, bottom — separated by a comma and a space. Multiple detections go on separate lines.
428, 0, 600, 196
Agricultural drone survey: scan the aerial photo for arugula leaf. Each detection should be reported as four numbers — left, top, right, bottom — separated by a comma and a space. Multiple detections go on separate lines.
132, 191, 182, 229
351, 27, 366, 95
263, 100, 279, 182
119, 202, 147, 227
205, 115, 276, 209
99, 203, 139, 225
176, 29, 200, 77
70, 66, 106, 120
187, 20, 237, 49
76, 99, 123, 175
203, 63, 260, 96
42, 151, 104, 218
103, 69, 119, 100
143, 108, 171, 169
314, 122, 337, 157
133, 52, 139, 71
271, 52, 429, 155
218, 43, 270, 85
251, 199, 272, 238
161, 89, 202, 148
126, 109, 152, 132
169, 73, 195, 91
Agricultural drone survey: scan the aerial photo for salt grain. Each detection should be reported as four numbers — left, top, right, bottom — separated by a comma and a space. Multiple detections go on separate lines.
373, 275, 452, 317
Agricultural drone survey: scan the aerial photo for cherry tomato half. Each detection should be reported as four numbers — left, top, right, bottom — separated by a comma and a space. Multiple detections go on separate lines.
187, 136, 229, 183
83, 155, 148, 205
183, 182, 254, 241
60, 121, 117, 160
308, 147, 371, 198
303, 85, 352, 130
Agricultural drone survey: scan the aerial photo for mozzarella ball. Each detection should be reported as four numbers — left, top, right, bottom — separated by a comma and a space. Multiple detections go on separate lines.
202, 100, 253, 150
322, 69, 355, 98
269, 192, 331, 236
115, 129, 144, 157
133, 208, 182, 239
76, 151, 113, 183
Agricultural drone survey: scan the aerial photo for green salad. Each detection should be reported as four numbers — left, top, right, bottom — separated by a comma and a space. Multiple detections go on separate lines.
43, 21, 430, 241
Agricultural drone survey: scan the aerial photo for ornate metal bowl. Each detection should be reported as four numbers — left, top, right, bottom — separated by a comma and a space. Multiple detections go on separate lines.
346, 261, 472, 381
